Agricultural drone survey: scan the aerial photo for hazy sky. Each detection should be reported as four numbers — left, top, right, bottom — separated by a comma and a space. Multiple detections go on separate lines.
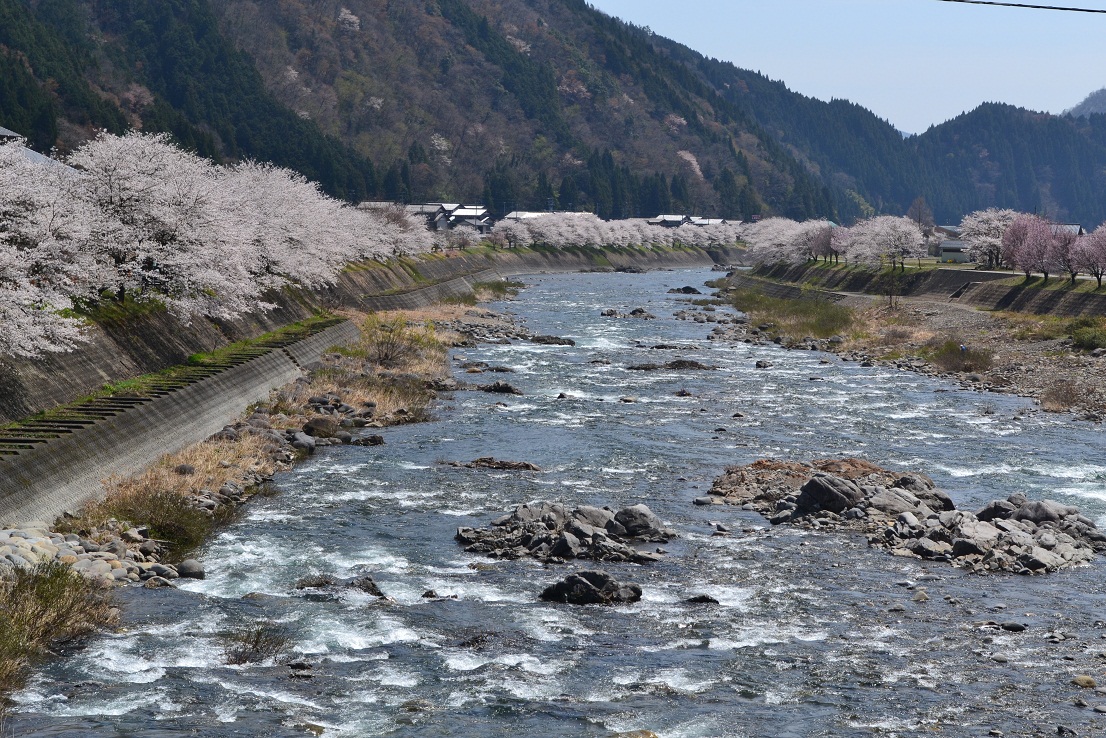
586, 0, 1106, 134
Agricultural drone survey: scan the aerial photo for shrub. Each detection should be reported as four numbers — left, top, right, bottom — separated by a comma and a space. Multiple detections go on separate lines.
473, 280, 524, 299
223, 621, 293, 665
926, 339, 993, 373
1041, 379, 1084, 412
1068, 316, 1106, 350
360, 315, 441, 368
0, 562, 116, 699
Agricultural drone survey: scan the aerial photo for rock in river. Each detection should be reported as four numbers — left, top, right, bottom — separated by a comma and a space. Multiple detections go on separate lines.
456, 501, 675, 564
539, 570, 642, 605
478, 381, 523, 395
709, 457, 1104, 574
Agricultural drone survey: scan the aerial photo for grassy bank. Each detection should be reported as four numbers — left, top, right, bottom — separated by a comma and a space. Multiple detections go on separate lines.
728, 288, 857, 339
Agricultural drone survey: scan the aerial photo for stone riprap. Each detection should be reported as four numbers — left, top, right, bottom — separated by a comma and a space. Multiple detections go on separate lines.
709, 458, 1106, 574
456, 501, 676, 564
0, 523, 204, 588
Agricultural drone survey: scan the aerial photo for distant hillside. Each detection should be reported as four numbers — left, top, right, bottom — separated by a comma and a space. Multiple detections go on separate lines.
3, 0, 1106, 227
1065, 88, 1106, 118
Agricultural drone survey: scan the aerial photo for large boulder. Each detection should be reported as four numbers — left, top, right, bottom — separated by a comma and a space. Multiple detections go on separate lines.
1012, 500, 1079, 525
796, 473, 864, 514
539, 570, 642, 605
572, 506, 615, 529
976, 499, 1017, 522
867, 487, 925, 517
303, 417, 340, 438
613, 504, 673, 540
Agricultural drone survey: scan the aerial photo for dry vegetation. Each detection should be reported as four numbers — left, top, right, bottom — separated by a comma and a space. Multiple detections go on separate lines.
729, 288, 857, 339
0, 563, 118, 712
55, 435, 280, 555
823, 298, 1106, 415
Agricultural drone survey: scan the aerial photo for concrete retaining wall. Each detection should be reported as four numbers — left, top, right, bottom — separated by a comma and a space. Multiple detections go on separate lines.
751, 263, 1012, 299
741, 262, 1106, 319
0, 322, 367, 526
956, 281, 1106, 316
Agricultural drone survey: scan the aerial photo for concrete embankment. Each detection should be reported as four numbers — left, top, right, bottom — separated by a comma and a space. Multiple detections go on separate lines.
0, 245, 739, 526
0, 321, 360, 526
732, 263, 1106, 318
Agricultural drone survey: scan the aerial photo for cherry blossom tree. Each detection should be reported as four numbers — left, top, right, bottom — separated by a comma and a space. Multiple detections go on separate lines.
830, 226, 853, 264
69, 131, 267, 319
1077, 226, 1106, 289
1050, 225, 1081, 285
0, 140, 106, 357
1000, 214, 1031, 277
794, 220, 834, 262
846, 216, 925, 271
1008, 215, 1058, 282
960, 208, 1017, 269
741, 218, 802, 264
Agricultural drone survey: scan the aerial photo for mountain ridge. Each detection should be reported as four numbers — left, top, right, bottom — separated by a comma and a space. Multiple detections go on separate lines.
3, 0, 1106, 226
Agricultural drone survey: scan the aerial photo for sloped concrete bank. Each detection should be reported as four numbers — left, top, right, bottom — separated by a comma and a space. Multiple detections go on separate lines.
0, 322, 360, 526
0, 245, 739, 526
741, 262, 1106, 318
746, 263, 1012, 301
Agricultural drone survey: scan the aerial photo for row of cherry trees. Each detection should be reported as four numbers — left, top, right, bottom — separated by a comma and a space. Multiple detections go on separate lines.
1, 132, 440, 358
1, 133, 750, 359
961, 208, 1106, 287
743, 216, 928, 269
490, 212, 745, 250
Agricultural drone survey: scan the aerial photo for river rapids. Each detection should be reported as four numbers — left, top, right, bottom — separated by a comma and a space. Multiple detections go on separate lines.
10, 268, 1106, 737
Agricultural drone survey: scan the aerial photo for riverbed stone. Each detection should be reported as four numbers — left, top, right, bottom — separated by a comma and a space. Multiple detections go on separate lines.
539, 570, 642, 605
458, 501, 675, 565
177, 559, 206, 579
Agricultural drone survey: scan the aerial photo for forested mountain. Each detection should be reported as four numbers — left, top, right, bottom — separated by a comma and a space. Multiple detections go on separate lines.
1066, 88, 1106, 119
2, 0, 1106, 226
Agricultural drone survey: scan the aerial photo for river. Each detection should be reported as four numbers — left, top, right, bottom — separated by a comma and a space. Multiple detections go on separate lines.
10, 268, 1106, 737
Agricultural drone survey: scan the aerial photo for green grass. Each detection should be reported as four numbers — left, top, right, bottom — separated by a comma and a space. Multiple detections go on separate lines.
728, 288, 855, 339
473, 280, 525, 299
1068, 316, 1106, 350
922, 339, 994, 373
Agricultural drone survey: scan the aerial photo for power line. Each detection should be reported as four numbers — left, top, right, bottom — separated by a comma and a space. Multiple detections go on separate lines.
935, 0, 1106, 12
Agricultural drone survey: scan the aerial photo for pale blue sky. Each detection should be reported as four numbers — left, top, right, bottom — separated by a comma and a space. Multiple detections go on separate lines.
586, 0, 1106, 134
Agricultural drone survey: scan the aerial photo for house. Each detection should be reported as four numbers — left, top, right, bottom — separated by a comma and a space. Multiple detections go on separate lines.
447, 205, 492, 234
1054, 224, 1085, 237
403, 203, 450, 230
648, 214, 691, 227
361, 201, 494, 234
932, 225, 962, 258
938, 239, 971, 263
688, 217, 730, 227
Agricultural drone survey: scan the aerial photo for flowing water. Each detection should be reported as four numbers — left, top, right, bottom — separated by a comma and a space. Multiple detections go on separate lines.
11, 268, 1106, 737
